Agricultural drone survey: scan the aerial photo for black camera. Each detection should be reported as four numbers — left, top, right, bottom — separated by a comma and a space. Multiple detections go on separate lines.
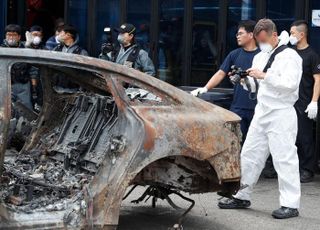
101, 27, 115, 55
229, 65, 248, 85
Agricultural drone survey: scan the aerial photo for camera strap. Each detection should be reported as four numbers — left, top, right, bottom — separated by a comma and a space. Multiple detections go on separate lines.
263, 45, 288, 73
247, 45, 288, 100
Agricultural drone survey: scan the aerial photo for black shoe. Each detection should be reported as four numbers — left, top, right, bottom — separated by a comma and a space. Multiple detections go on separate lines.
218, 197, 251, 209
262, 157, 277, 179
300, 170, 314, 183
272, 207, 299, 219
263, 168, 278, 179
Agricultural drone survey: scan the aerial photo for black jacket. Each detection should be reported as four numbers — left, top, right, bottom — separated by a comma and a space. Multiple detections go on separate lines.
1, 40, 30, 84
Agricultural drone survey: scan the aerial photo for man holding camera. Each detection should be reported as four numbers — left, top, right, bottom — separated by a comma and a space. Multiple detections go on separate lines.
218, 19, 302, 219
191, 20, 259, 142
99, 23, 156, 77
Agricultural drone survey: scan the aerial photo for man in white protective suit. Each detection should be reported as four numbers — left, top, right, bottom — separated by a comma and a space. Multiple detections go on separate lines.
217, 19, 302, 219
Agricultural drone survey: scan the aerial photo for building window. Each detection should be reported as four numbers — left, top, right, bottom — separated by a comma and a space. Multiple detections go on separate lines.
266, 0, 296, 33
157, 0, 184, 86
96, 0, 120, 56
226, 0, 256, 53
0, 0, 7, 38
190, 0, 220, 86
309, 0, 320, 53
127, 0, 151, 53
67, 0, 88, 49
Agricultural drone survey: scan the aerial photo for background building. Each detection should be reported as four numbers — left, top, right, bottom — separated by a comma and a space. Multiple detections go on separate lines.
1, 0, 320, 87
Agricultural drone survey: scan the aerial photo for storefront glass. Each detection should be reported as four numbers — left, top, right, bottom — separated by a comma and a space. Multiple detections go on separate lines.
190, 0, 220, 86
67, 0, 88, 49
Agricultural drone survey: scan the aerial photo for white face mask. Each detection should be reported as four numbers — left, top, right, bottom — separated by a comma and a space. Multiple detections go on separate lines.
32, 36, 42, 45
117, 34, 125, 45
57, 35, 65, 43
6, 39, 18, 47
289, 35, 299, 46
259, 43, 273, 53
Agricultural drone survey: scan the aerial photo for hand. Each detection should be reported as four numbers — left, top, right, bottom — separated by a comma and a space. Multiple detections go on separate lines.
305, 101, 318, 120
229, 75, 241, 85
190, 87, 208, 97
247, 68, 266, 79
101, 43, 113, 55
25, 31, 33, 47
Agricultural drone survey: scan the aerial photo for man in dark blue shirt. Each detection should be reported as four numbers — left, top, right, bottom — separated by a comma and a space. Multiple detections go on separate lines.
191, 20, 260, 141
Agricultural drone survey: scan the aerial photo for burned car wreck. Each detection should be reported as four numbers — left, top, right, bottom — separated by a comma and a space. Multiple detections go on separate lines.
0, 49, 241, 229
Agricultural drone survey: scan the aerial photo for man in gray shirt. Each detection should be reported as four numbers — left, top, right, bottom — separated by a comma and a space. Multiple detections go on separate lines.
99, 23, 155, 77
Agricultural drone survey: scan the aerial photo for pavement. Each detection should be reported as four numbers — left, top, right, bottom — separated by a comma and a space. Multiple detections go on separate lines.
118, 175, 320, 230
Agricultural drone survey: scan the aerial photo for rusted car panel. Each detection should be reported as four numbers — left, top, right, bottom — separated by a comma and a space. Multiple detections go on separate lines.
0, 48, 241, 229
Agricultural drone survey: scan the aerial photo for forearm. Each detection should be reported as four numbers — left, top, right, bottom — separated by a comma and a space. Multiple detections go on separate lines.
205, 70, 226, 90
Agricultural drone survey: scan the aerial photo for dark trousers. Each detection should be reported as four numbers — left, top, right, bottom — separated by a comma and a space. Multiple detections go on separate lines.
296, 108, 316, 173
230, 107, 254, 144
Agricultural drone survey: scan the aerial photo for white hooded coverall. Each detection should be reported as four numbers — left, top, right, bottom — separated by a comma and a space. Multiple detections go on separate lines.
234, 35, 302, 209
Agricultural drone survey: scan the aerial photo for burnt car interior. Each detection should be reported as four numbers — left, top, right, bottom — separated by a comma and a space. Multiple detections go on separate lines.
0, 62, 189, 228
1, 64, 122, 216
0, 59, 240, 229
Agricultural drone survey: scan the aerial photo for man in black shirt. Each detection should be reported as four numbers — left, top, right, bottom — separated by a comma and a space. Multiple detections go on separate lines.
289, 20, 320, 183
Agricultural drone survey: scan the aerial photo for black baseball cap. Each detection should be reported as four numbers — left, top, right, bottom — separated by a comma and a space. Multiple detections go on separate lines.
114, 23, 136, 35
30, 25, 43, 33
61, 25, 78, 38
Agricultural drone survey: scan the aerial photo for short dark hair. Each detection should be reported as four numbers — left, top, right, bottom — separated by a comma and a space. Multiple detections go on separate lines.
5, 24, 21, 35
238, 20, 256, 33
291, 20, 308, 34
61, 24, 78, 40
253, 19, 277, 37
54, 18, 65, 32
30, 25, 43, 33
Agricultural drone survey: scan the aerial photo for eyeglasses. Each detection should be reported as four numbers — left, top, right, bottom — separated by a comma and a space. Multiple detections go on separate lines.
236, 32, 247, 37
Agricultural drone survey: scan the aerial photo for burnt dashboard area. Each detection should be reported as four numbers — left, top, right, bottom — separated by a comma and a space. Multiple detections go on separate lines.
0, 93, 123, 214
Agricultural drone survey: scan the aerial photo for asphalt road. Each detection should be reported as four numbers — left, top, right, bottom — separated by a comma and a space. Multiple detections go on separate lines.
118, 175, 320, 230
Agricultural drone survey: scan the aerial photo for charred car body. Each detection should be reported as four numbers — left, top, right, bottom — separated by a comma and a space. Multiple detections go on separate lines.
0, 49, 241, 229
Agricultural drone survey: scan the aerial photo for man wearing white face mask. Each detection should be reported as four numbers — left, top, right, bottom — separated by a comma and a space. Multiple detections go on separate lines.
99, 23, 155, 77
218, 19, 302, 220
289, 20, 320, 183
25, 25, 47, 110
1, 24, 33, 110
25, 25, 46, 50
